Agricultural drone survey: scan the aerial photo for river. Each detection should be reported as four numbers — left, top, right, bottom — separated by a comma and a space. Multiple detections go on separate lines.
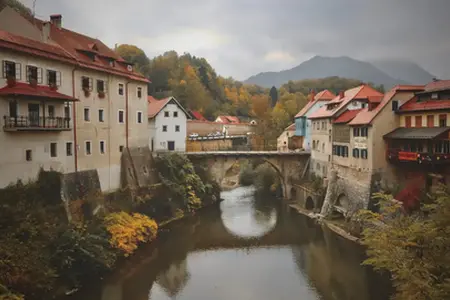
70, 186, 392, 300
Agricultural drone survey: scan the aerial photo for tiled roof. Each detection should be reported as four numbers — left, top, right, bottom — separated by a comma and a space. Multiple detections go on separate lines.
285, 123, 296, 131
217, 116, 240, 124
190, 110, 207, 121
424, 80, 450, 92
0, 29, 76, 64
384, 127, 450, 140
0, 82, 78, 101
309, 85, 383, 120
294, 89, 335, 118
148, 96, 171, 118
399, 96, 450, 112
349, 85, 425, 125
8, 11, 149, 83
333, 109, 363, 124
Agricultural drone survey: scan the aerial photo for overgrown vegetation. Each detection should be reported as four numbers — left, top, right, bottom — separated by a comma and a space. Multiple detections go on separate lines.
359, 189, 450, 300
0, 170, 158, 299
238, 160, 281, 196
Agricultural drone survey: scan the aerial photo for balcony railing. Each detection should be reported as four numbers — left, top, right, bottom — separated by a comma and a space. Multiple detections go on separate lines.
387, 149, 450, 164
3, 115, 71, 131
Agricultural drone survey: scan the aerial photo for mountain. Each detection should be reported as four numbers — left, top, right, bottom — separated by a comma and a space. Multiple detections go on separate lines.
369, 59, 435, 85
245, 56, 407, 88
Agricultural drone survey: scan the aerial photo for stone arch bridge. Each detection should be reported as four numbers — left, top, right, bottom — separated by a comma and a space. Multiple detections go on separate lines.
186, 151, 310, 199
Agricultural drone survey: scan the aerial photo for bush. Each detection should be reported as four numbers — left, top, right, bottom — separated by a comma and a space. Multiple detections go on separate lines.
104, 212, 158, 256
253, 163, 280, 195
359, 190, 450, 300
239, 161, 255, 186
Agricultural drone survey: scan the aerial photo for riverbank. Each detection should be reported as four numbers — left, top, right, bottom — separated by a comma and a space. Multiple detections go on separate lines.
288, 203, 360, 244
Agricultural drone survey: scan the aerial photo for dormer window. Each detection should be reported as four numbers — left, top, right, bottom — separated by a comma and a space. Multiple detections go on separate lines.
109, 60, 115, 67
431, 93, 439, 100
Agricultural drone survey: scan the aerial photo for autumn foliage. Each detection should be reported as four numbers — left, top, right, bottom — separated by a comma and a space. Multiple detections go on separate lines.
104, 212, 158, 256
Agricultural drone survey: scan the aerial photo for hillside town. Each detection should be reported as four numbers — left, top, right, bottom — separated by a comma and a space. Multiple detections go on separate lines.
0, 1, 449, 300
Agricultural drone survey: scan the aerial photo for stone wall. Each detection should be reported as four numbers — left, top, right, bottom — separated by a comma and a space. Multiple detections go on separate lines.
187, 139, 233, 152
187, 120, 255, 136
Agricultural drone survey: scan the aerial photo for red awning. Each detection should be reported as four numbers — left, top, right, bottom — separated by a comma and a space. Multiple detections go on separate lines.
0, 82, 78, 101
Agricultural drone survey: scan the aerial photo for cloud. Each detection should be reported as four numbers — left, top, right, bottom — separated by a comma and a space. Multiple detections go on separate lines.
19, 0, 450, 80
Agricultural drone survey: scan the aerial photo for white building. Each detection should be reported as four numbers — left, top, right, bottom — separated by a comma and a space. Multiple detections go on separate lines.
277, 123, 295, 152
0, 7, 149, 191
148, 96, 189, 152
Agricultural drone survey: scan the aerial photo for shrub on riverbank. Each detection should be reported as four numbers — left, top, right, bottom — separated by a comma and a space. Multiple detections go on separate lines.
254, 163, 280, 195
239, 161, 255, 186
360, 189, 450, 300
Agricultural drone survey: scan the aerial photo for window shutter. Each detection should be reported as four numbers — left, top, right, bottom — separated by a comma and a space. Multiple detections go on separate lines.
104, 80, 108, 93
89, 77, 93, 91
15, 63, 21, 80
2, 61, 6, 78
37, 67, 43, 84
56, 71, 61, 86
26, 66, 30, 82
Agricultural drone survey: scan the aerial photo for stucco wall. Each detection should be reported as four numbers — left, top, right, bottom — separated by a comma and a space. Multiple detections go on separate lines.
400, 112, 450, 127
149, 103, 187, 152
0, 49, 75, 188
310, 118, 332, 178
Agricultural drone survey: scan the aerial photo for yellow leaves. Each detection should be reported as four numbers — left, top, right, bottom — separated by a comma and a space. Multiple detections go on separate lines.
179, 79, 187, 85
104, 212, 158, 256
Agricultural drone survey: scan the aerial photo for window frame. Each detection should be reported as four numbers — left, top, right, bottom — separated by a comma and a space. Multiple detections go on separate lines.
173, 111, 178, 118
361, 149, 368, 159
162, 125, 168, 132
137, 111, 143, 124
50, 142, 58, 158
66, 142, 73, 156
98, 109, 104, 122
97, 79, 106, 93
25, 149, 32, 161
118, 109, 125, 124
81, 76, 93, 91
164, 111, 170, 117
137, 87, 142, 99
175, 125, 180, 132
118, 83, 124, 96
2, 60, 21, 80
47, 69, 61, 87
85, 140, 92, 156
26, 65, 43, 84
84, 107, 90, 122
99, 140, 106, 155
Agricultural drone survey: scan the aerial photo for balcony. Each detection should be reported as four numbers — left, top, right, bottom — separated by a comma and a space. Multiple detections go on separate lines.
387, 149, 450, 165
3, 115, 71, 132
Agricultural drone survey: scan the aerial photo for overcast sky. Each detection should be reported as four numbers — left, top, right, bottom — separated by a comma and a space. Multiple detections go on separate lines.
19, 0, 450, 80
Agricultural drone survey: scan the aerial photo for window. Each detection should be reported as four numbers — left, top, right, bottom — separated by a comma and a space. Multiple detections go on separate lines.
118, 110, 124, 123
97, 80, 105, 93
332, 145, 336, 155
85, 141, 92, 155
137, 111, 143, 123
353, 127, 360, 137
360, 127, 368, 137
50, 142, 57, 157
427, 115, 435, 127
64, 106, 70, 119
175, 125, 180, 132
84, 108, 90, 121
361, 149, 368, 159
353, 148, 360, 158
98, 109, 104, 122
118, 83, 124, 95
2, 60, 20, 79
392, 100, 399, 111
26, 65, 42, 83
47, 70, 61, 87
137, 87, 142, 98
439, 114, 447, 127
405, 116, 412, 128
173, 111, 178, 118
164, 111, 169, 117
48, 105, 55, 118
25, 150, 32, 161
81, 76, 92, 91
415, 116, 422, 128
162, 125, 167, 132
431, 93, 439, 100
119, 145, 124, 153
9, 101, 17, 118
66, 142, 73, 156
99, 141, 105, 154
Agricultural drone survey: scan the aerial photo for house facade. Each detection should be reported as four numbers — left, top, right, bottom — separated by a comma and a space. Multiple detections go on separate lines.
148, 96, 189, 152
277, 123, 295, 152
294, 90, 335, 151
0, 7, 149, 192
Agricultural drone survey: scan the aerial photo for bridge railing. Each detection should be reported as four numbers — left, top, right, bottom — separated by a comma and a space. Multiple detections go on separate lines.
186, 141, 277, 152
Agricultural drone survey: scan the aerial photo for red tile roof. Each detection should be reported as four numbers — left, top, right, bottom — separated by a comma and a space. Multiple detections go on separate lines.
0, 29, 76, 64
285, 123, 296, 131
148, 96, 170, 118
350, 85, 425, 125
190, 110, 207, 121
216, 116, 240, 124
309, 85, 383, 120
333, 109, 363, 124
295, 89, 335, 118
424, 80, 450, 92
399, 97, 450, 112
0, 82, 78, 101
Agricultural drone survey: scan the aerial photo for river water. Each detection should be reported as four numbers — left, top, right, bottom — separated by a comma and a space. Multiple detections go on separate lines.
71, 186, 392, 300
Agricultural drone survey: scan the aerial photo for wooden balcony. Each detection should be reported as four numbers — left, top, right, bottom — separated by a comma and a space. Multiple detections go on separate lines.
387, 149, 450, 165
3, 115, 71, 132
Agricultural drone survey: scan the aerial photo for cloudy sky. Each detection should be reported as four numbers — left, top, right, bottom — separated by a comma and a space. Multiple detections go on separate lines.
19, 0, 450, 80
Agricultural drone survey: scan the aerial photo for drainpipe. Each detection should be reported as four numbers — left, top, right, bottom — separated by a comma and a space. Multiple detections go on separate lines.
72, 66, 78, 172
125, 81, 130, 149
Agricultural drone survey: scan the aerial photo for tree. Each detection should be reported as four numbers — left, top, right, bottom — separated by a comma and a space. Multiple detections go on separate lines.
0, 0, 32, 17
270, 86, 278, 107
360, 190, 450, 300
115, 44, 150, 76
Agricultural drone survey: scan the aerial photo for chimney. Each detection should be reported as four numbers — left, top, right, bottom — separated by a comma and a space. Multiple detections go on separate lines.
309, 89, 316, 102
50, 14, 62, 29
42, 22, 51, 43
339, 90, 345, 99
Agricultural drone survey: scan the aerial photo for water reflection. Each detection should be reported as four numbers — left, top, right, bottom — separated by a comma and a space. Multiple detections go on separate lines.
220, 186, 277, 238
69, 187, 391, 300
